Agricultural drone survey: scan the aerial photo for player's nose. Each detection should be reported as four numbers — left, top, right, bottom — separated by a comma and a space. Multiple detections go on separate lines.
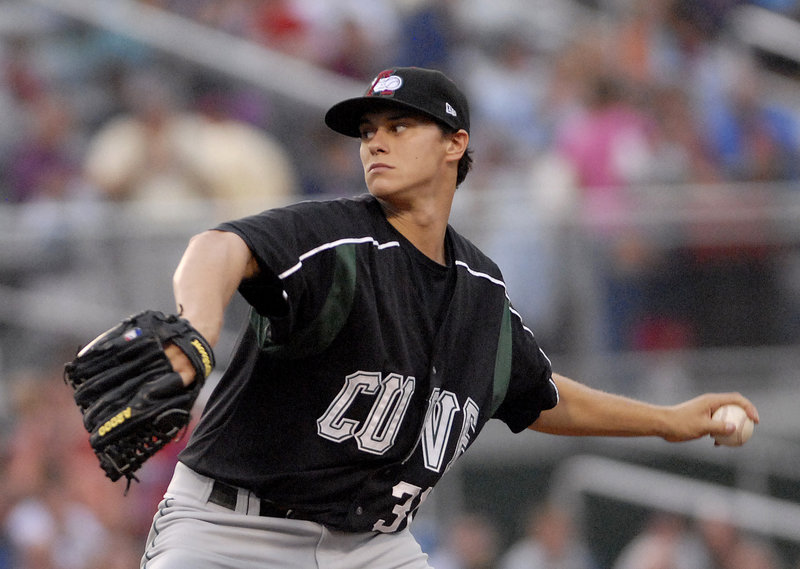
367, 127, 389, 153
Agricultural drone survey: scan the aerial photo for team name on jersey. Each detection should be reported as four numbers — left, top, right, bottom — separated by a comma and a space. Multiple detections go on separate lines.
317, 371, 479, 473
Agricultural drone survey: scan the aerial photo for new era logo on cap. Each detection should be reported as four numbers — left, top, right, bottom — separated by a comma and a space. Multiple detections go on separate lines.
325, 67, 470, 137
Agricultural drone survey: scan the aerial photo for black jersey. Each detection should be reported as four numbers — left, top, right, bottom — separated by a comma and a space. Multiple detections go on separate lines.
180, 194, 558, 533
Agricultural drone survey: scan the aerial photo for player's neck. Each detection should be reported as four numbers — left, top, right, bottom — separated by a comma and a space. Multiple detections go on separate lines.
378, 192, 453, 265
394, 218, 448, 265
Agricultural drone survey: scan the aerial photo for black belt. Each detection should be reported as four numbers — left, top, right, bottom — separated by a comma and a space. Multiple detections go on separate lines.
208, 479, 298, 519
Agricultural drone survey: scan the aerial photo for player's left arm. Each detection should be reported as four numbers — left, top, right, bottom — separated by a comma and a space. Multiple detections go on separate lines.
529, 373, 760, 442
166, 229, 260, 385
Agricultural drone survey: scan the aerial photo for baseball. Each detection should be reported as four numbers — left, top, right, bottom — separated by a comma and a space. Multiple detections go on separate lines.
712, 404, 754, 446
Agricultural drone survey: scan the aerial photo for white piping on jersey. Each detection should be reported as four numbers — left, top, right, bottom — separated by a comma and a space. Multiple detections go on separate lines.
278, 236, 400, 280
454, 260, 538, 341
454, 259, 557, 395
277, 241, 558, 402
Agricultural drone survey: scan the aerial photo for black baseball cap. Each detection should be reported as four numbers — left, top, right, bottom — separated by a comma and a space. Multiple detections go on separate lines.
325, 67, 470, 137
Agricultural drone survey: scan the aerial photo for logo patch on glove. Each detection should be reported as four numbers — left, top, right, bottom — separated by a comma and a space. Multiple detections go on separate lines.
124, 328, 142, 342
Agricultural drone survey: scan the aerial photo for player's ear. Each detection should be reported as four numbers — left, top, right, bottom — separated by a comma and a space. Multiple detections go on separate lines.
445, 129, 469, 163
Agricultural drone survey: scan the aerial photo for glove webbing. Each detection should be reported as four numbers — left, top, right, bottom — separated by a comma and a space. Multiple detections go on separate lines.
98, 406, 193, 489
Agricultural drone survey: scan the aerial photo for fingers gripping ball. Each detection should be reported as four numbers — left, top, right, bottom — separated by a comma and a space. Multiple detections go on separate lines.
712, 404, 754, 447
64, 310, 215, 487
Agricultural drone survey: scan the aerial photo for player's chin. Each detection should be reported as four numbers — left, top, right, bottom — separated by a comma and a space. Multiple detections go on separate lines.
365, 178, 400, 199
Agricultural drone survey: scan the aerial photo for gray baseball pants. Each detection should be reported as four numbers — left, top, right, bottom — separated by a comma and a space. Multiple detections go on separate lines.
140, 462, 433, 569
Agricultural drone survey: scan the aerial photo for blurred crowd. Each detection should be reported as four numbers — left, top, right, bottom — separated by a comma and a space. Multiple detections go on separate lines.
3, 0, 800, 203
1, 0, 799, 352
0, 367, 180, 568
2, 0, 800, 567
424, 500, 796, 569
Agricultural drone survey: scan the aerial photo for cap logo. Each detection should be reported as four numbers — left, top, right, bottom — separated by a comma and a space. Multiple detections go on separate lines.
445, 102, 457, 117
370, 74, 403, 95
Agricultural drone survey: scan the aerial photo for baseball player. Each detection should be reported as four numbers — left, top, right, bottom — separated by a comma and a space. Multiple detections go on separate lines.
141, 67, 759, 568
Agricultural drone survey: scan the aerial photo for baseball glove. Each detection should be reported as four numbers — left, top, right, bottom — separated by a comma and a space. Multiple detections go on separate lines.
64, 310, 215, 489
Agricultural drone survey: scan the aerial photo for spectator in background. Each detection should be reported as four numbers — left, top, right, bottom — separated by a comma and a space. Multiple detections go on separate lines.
612, 0, 674, 90
2, 36, 43, 106
662, 0, 743, 148
465, 30, 550, 170
248, 0, 312, 58
1, 368, 168, 569
300, 0, 401, 77
610, 0, 741, 166
694, 499, 789, 569
2, 371, 121, 569
427, 513, 500, 569
4, 372, 87, 500
6, 92, 84, 204
325, 18, 381, 80
246, 0, 401, 78
555, 72, 658, 350
83, 67, 297, 221
4, 466, 110, 569
300, 126, 363, 196
645, 83, 722, 186
704, 63, 800, 183
173, 79, 298, 219
555, 73, 656, 201
499, 501, 597, 569
82, 68, 198, 209
396, 0, 459, 71
0, 36, 43, 202
667, 67, 789, 349
615, 506, 789, 569
692, 501, 745, 569
613, 512, 708, 569
728, 538, 786, 569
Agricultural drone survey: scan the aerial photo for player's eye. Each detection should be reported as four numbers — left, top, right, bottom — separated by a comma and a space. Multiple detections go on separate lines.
359, 128, 376, 141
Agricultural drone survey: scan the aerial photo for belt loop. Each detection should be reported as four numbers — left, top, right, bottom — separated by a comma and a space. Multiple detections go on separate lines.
246, 491, 261, 515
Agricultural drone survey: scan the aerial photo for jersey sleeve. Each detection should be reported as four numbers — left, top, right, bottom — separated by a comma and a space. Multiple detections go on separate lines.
492, 309, 559, 433
214, 202, 340, 343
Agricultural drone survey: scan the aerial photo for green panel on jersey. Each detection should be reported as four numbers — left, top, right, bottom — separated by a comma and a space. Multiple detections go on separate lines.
490, 299, 513, 415
252, 244, 358, 358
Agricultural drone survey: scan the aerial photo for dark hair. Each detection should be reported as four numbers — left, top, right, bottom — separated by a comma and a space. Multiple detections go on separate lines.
456, 148, 473, 187
439, 123, 473, 187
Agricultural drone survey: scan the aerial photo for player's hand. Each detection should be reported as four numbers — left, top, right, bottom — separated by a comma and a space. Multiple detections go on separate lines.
661, 392, 759, 443
166, 344, 197, 386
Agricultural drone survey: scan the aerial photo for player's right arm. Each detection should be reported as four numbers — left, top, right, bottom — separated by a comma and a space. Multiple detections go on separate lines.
531, 373, 759, 442
167, 229, 259, 385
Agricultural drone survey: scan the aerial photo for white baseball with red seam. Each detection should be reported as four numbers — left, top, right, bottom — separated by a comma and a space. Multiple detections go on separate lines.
712, 404, 754, 446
